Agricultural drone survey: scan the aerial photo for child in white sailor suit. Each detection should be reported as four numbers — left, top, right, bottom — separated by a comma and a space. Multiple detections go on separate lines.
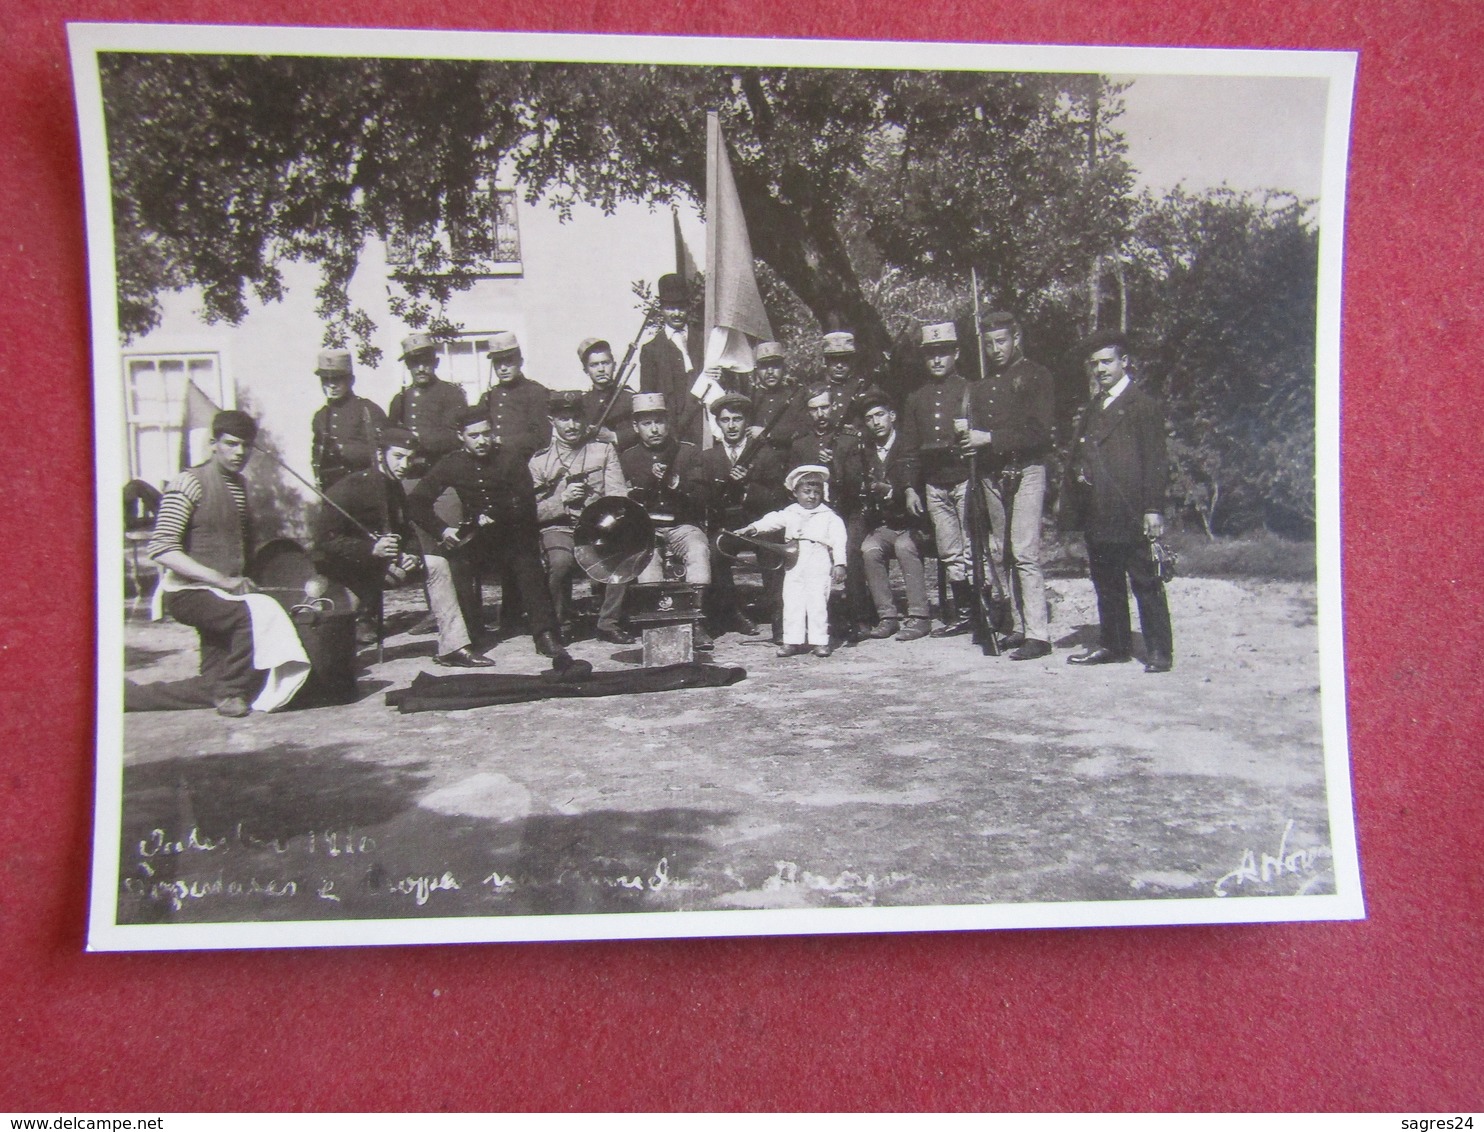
735, 465, 847, 658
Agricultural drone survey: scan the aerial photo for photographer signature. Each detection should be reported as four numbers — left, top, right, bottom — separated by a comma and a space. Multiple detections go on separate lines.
1213, 820, 1325, 897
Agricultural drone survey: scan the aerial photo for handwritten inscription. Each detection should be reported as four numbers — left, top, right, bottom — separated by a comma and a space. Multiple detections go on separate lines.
1213, 820, 1325, 897
393, 872, 461, 906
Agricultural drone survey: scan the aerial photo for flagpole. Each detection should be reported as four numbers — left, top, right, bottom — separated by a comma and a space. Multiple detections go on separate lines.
702, 111, 721, 450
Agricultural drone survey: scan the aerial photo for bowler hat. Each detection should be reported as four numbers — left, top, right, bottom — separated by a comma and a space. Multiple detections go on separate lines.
657, 273, 688, 306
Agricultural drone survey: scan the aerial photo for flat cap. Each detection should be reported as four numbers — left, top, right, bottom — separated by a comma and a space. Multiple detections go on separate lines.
377, 426, 418, 451
211, 410, 258, 443
853, 386, 894, 417
710, 392, 754, 418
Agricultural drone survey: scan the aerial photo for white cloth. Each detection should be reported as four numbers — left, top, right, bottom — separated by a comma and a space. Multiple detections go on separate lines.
234, 592, 312, 712
750, 503, 847, 646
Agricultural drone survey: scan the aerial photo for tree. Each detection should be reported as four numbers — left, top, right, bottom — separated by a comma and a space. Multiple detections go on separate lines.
100, 54, 1129, 372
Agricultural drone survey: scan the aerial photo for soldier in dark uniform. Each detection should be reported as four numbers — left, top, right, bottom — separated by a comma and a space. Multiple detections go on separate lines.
387, 332, 468, 476
577, 337, 638, 451
788, 385, 873, 643
900, 321, 972, 636
310, 349, 389, 491
639, 273, 706, 444
1064, 330, 1173, 673
749, 341, 808, 461
407, 408, 574, 669
854, 387, 933, 642
961, 311, 1057, 660
314, 427, 427, 646
476, 331, 551, 464
620, 393, 713, 648
700, 393, 785, 638
529, 389, 635, 645
820, 331, 869, 436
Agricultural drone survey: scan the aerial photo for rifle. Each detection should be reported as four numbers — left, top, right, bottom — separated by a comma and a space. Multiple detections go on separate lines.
964, 269, 1004, 657
584, 310, 654, 445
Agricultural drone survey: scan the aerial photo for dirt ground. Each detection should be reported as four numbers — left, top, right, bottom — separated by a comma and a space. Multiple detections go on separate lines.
114, 571, 1333, 929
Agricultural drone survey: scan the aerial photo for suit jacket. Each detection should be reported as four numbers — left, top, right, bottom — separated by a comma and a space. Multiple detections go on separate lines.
859, 432, 920, 530
640, 326, 704, 441
700, 441, 786, 529
1065, 382, 1168, 543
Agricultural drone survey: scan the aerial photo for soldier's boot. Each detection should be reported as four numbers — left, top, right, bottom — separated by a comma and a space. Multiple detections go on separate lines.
931, 582, 974, 637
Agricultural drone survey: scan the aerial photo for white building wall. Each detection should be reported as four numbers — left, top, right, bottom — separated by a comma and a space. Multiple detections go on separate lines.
129, 195, 705, 499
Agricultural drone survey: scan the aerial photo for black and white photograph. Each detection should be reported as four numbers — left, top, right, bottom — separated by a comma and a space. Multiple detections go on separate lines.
73, 25, 1361, 950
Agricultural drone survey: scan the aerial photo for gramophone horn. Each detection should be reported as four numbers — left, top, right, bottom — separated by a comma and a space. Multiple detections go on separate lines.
713, 530, 798, 569
573, 495, 657, 584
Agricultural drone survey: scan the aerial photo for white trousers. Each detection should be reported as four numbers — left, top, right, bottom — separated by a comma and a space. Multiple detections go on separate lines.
781, 541, 834, 646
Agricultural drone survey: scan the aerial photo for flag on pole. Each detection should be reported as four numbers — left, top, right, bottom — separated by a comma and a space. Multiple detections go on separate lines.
673, 206, 698, 283
699, 111, 774, 397
177, 380, 221, 472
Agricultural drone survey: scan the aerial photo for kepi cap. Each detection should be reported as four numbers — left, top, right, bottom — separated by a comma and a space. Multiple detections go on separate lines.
822, 331, 856, 356
754, 341, 786, 364
315, 349, 354, 379
921, 322, 958, 348
631, 393, 667, 416
377, 426, 418, 451
400, 332, 438, 360
548, 389, 586, 415
577, 337, 611, 364
486, 331, 521, 358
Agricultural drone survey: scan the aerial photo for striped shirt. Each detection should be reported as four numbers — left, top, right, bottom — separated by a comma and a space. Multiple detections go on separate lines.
146, 467, 249, 564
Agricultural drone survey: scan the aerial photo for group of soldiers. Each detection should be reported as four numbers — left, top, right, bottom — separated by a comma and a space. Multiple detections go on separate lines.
148, 270, 1175, 715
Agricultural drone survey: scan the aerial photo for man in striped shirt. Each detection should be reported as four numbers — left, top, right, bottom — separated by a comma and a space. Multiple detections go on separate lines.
145, 410, 262, 717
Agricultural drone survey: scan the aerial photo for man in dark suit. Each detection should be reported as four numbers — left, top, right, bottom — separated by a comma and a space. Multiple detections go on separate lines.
854, 387, 932, 642
639, 273, 706, 443
1065, 330, 1174, 673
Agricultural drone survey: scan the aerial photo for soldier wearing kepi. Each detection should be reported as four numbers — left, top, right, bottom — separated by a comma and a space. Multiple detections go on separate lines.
310, 349, 389, 491
577, 337, 638, 452
900, 321, 971, 636
961, 311, 1056, 660
749, 341, 808, 461
854, 387, 932, 642
313, 427, 427, 647
620, 393, 714, 649
476, 331, 552, 464
387, 332, 468, 476
1064, 330, 1174, 673
530, 388, 635, 645
820, 331, 869, 434
408, 407, 576, 670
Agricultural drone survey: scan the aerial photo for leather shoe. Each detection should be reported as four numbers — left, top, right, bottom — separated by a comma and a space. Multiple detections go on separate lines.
930, 616, 972, 638
533, 630, 566, 659
1067, 647, 1130, 666
435, 645, 496, 668
812, 643, 834, 658
214, 695, 250, 718
997, 631, 1026, 650
1009, 638, 1052, 661
776, 643, 809, 657
595, 627, 638, 645
730, 613, 759, 636
865, 620, 899, 640
896, 617, 932, 642
1144, 653, 1173, 673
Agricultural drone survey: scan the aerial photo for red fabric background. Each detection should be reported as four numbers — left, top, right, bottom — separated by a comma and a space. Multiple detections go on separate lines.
2, 0, 1480, 1112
